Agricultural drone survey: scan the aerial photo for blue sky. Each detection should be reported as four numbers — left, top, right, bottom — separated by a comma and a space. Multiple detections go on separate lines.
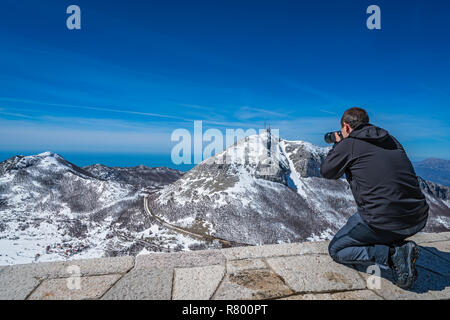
0, 0, 449, 169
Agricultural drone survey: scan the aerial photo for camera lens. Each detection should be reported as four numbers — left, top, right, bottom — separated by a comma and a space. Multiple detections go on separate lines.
324, 132, 337, 144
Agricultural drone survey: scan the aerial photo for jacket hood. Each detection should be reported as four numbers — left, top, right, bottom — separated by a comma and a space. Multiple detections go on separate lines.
349, 124, 389, 141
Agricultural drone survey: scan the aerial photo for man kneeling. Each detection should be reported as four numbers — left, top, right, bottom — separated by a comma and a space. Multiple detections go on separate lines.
321, 107, 428, 289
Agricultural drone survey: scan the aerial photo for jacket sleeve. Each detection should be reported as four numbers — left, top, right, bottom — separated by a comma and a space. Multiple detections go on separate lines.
320, 139, 353, 179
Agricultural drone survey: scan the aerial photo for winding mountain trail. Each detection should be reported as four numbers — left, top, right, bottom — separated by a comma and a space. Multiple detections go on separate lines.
143, 193, 251, 248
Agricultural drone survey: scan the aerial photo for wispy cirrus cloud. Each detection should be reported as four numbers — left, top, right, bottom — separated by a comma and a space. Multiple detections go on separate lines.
0, 97, 191, 122
0, 107, 34, 119
234, 106, 290, 120
319, 109, 338, 115
0, 97, 267, 128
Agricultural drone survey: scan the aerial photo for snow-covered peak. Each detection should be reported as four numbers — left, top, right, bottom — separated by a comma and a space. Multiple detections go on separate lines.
155, 131, 328, 212
0, 151, 95, 182
37, 151, 59, 158
202, 130, 289, 173
33, 152, 67, 171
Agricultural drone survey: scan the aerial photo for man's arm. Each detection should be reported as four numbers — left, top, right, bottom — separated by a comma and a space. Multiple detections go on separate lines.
320, 139, 353, 179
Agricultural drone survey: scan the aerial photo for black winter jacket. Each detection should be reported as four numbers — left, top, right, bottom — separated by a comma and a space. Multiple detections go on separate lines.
320, 124, 429, 231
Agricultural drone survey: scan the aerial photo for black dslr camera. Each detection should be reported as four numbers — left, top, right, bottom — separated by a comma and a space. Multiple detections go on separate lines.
324, 131, 343, 144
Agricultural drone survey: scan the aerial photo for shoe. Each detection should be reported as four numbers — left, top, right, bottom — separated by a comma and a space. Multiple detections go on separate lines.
390, 241, 419, 289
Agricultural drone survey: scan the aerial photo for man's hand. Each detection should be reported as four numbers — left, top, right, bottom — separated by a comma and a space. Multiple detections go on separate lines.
334, 132, 342, 143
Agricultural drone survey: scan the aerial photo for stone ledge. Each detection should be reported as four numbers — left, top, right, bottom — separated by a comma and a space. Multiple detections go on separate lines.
221, 240, 329, 260
0, 232, 449, 300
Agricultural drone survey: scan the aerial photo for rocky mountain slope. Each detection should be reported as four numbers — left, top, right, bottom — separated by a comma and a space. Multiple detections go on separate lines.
418, 177, 450, 230
148, 131, 450, 245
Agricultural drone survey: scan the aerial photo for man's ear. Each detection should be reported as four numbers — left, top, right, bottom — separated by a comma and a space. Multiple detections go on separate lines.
343, 122, 352, 134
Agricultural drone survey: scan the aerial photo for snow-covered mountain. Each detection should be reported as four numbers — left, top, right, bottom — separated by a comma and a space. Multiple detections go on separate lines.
148, 130, 450, 245
1, 134, 449, 265
0, 152, 207, 266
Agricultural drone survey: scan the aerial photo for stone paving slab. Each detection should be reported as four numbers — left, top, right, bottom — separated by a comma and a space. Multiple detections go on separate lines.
101, 269, 172, 300
358, 266, 450, 300
0, 256, 134, 280
213, 269, 293, 300
0, 268, 41, 300
135, 249, 225, 269
266, 254, 366, 293
226, 259, 267, 274
222, 241, 328, 261
279, 289, 382, 300
173, 265, 225, 300
28, 274, 121, 300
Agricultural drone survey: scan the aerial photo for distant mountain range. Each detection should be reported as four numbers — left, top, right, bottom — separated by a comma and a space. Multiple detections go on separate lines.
83, 163, 183, 189
413, 158, 450, 187
0, 138, 449, 265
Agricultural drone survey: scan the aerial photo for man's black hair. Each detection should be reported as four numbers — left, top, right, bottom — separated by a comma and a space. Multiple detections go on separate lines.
340, 107, 369, 129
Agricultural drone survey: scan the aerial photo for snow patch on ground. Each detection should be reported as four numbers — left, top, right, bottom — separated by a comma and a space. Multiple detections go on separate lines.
306, 228, 334, 241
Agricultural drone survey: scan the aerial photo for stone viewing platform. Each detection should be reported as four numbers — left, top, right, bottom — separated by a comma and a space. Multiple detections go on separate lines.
1, 232, 449, 300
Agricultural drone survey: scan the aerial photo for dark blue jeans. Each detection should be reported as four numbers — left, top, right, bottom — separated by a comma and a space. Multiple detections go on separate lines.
328, 213, 425, 269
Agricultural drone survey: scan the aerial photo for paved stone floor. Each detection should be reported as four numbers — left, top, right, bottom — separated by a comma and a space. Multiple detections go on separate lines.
1, 232, 449, 300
